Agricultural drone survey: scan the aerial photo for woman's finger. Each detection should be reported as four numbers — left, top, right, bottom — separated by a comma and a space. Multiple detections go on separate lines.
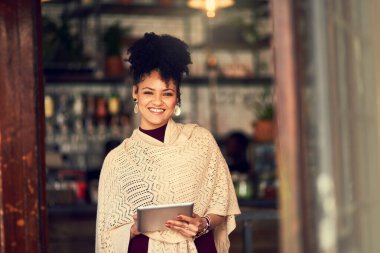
165, 220, 195, 232
176, 215, 202, 229
165, 221, 197, 237
131, 214, 141, 235
166, 220, 189, 228
176, 214, 192, 223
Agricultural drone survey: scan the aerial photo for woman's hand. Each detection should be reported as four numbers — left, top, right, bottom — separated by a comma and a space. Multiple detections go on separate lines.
165, 213, 206, 238
130, 215, 141, 240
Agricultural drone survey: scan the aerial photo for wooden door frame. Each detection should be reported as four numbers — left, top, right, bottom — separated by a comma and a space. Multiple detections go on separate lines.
272, 0, 311, 253
0, 0, 47, 252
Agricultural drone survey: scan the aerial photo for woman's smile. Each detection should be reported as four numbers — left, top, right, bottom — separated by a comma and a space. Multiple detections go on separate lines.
148, 107, 165, 113
133, 70, 177, 130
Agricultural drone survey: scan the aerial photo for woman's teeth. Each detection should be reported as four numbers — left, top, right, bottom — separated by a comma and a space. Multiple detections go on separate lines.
149, 108, 164, 113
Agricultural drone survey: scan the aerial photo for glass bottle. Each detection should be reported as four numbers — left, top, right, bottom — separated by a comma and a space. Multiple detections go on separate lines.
44, 94, 55, 120
237, 174, 254, 199
96, 96, 107, 121
108, 91, 120, 116
72, 93, 84, 118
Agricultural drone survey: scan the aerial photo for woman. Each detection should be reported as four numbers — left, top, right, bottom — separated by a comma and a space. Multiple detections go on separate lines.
96, 32, 240, 253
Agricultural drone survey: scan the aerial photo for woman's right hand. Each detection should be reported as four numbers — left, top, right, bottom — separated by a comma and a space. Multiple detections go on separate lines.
130, 215, 141, 240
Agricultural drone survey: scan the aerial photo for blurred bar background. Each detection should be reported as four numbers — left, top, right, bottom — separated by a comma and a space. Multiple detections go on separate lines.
40, 1, 278, 252
1, 0, 380, 253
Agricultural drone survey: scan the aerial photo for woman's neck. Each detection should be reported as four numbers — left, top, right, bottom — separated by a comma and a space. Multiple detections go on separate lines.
139, 123, 167, 143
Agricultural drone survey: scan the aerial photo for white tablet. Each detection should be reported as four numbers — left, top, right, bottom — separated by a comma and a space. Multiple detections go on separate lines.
137, 202, 194, 232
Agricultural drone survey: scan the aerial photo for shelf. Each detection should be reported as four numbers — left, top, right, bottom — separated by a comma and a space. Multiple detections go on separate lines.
44, 74, 273, 86
64, 0, 270, 18
66, 3, 200, 18
234, 0, 270, 8
184, 76, 273, 86
191, 35, 272, 51
44, 74, 127, 84
42, 0, 77, 4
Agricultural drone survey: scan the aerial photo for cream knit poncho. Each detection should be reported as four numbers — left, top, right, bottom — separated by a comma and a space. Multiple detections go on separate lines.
96, 119, 241, 253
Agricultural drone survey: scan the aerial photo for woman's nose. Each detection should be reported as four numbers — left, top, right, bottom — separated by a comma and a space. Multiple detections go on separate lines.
152, 94, 163, 105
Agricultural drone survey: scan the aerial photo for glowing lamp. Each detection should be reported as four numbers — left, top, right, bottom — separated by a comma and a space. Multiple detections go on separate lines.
187, 0, 235, 18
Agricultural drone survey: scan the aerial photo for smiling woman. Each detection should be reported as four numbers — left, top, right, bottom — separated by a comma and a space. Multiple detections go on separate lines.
132, 70, 178, 130
95, 32, 240, 253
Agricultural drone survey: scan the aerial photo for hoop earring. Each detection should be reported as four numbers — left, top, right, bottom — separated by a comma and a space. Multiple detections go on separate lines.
134, 102, 139, 114
174, 105, 181, 116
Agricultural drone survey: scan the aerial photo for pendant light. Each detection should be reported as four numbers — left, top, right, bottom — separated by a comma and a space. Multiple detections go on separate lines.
187, 0, 235, 18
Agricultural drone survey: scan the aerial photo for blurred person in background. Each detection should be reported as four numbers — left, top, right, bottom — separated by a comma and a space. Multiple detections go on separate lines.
224, 131, 251, 174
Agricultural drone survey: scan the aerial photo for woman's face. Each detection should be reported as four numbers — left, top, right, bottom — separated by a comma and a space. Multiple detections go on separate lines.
133, 70, 177, 130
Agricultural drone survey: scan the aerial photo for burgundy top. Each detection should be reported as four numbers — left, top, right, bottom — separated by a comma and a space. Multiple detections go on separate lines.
139, 123, 167, 143
129, 123, 217, 253
129, 231, 216, 253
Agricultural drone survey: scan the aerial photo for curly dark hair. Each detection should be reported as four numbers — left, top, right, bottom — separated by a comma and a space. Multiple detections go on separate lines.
127, 32, 192, 104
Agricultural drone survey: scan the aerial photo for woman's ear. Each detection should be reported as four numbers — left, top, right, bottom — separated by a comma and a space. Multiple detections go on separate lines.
132, 85, 138, 100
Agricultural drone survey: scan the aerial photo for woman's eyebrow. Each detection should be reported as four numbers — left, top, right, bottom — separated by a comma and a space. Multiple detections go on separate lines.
141, 87, 175, 91
163, 88, 175, 91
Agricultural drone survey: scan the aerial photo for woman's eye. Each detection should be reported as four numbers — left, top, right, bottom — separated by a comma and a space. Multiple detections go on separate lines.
164, 93, 174, 96
143, 91, 153, 95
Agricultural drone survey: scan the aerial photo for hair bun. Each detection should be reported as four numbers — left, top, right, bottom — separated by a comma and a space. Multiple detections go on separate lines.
127, 32, 191, 88
143, 32, 159, 40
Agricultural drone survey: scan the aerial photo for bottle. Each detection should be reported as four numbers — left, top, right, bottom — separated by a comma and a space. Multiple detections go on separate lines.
44, 95, 55, 120
237, 174, 254, 199
96, 96, 107, 121
86, 95, 95, 119
45, 95, 56, 149
108, 91, 120, 116
56, 94, 70, 126
71, 118, 87, 169
72, 94, 84, 118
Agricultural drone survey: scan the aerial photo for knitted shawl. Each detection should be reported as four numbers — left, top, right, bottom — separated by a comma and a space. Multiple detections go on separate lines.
96, 119, 241, 253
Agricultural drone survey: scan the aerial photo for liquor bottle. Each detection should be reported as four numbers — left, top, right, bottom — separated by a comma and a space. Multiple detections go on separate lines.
108, 91, 120, 116
96, 96, 108, 122
44, 95, 55, 120
71, 118, 87, 169
72, 93, 84, 118
56, 94, 70, 127
45, 121, 56, 149
84, 94, 96, 142
86, 95, 96, 119
45, 94, 56, 149
237, 174, 254, 199
57, 123, 72, 168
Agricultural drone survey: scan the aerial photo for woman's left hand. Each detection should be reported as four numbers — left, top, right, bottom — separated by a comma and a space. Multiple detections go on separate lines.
165, 213, 204, 238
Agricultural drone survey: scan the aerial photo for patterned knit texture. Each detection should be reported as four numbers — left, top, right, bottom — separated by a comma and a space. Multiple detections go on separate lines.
96, 119, 241, 253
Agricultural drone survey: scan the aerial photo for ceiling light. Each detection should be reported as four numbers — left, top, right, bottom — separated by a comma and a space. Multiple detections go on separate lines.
187, 0, 235, 18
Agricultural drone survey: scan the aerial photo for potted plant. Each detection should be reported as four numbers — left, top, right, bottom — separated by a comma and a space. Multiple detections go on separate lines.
102, 22, 130, 77
228, 3, 269, 75
253, 87, 275, 142
42, 16, 89, 71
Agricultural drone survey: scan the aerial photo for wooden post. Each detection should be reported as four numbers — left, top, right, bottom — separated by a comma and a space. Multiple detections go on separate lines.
0, 0, 47, 252
271, 0, 307, 253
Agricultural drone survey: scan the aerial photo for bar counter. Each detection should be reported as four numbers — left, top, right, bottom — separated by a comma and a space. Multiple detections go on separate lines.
48, 199, 278, 253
